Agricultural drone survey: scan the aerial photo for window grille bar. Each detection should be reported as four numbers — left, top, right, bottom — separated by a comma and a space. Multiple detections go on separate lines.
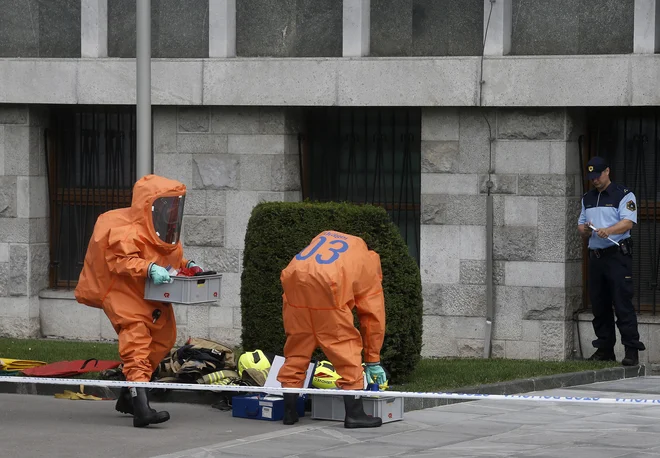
301, 107, 421, 264
46, 106, 136, 288
586, 108, 660, 315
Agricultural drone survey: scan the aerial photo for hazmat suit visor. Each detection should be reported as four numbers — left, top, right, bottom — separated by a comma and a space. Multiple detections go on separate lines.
152, 195, 185, 244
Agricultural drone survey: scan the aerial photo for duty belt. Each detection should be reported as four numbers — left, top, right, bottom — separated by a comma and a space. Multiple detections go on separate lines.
589, 245, 619, 259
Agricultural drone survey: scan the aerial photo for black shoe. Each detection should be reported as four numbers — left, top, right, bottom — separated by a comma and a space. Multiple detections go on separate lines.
282, 393, 299, 426
131, 387, 170, 428
343, 396, 382, 429
622, 347, 639, 366
588, 348, 616, 362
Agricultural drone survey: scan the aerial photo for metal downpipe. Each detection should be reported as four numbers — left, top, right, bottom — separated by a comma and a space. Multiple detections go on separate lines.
136, 0, 152, 179
483, 188, 494, 358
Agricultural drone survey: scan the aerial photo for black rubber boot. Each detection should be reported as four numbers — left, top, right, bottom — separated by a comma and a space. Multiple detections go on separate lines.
622, 347, 639, 366
115, 387, 134, 415
117, 387, 162, 417
282, 393, 299, 425
131, 387, 170, 428
343, 396, 382, 429
588, 348, 616, 362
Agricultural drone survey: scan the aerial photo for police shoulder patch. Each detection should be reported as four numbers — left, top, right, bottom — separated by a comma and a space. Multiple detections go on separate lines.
626, 200, 636, 211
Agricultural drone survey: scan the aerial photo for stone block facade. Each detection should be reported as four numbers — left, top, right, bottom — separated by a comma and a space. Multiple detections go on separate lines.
22, 104, 302, 348
2, 102, 643, 365
0, 105, 50, 338
420, 107, 584, 360
152, 106, 302, 346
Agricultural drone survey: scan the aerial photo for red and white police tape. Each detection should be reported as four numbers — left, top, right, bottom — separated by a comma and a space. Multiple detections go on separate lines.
0, 376, 658, 405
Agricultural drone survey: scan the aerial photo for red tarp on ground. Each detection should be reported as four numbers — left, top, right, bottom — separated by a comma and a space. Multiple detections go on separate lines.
21, 359, 121, 377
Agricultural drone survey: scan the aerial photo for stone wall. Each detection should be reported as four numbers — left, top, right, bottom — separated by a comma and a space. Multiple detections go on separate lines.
420, 107, 584, 360
236, 0, 343, 57
510, 0, 634, 55
0, 0, 81, 58
108, 0, 209, 58
153, 106, 302, 346
370, 0, 483, 57
0, 105, 50, 337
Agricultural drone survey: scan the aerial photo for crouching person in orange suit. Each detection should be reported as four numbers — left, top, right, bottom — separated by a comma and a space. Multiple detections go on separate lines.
75, 175, 203, 428
277, 230, 387, 428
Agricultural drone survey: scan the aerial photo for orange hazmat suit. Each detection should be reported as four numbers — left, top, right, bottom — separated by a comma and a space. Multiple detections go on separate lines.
277, 230, 386, 390
75, 175, 190, 382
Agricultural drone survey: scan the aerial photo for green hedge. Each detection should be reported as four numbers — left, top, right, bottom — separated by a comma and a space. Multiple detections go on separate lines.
240, 201, 423, 383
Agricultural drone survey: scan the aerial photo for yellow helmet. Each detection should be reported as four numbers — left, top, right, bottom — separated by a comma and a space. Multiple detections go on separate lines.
312, 360, 341, 389
237, 350, 271, 377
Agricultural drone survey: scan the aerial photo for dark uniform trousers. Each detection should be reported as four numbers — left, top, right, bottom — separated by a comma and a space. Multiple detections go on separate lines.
588, 242, 645, 351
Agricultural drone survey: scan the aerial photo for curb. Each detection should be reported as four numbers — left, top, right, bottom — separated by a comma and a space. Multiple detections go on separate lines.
402, 364, 648, 413
0, 364, 647, 413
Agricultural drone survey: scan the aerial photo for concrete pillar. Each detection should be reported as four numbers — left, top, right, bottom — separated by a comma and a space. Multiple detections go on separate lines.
343, 0, 370, 57
209, 0, 236, 58
483, 0, 512, 56
81, 0, 108, 58
634, 0, 660, 53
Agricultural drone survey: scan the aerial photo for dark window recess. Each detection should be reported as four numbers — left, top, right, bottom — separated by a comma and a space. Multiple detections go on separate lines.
300, 108, 421, 263
582, 108, 660, 314
45, 107, 136, 288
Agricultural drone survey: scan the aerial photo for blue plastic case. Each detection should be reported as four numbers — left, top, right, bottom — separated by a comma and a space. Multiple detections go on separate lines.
232, 394, 306, 421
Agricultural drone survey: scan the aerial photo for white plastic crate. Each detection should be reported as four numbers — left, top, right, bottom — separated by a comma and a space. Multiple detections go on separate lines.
144, 274, 222, 305
310, 394, 404, 423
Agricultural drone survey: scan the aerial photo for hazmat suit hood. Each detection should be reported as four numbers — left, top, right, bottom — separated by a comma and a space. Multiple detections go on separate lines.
130, 175, 187, 250
75, 174, 190, 310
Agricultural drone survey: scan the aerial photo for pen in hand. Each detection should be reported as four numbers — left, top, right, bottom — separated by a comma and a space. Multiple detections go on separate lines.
588, 223, 620, 246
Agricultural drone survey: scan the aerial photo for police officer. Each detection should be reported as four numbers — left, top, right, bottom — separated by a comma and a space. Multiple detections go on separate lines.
578, 156, 645, 366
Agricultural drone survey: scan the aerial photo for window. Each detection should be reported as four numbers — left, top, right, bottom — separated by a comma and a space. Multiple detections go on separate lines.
46, 106, 136, 288
300, 107, 421, 263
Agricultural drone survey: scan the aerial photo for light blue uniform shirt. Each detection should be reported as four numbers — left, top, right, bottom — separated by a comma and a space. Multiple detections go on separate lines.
578, 182, 637, 249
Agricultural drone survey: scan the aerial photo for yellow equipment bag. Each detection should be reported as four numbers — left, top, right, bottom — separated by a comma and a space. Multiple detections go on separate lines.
54, 385, 104, 401
0, 358, 47, 371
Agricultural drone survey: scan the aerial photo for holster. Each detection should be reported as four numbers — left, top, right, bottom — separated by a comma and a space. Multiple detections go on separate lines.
619, 238, 633, 256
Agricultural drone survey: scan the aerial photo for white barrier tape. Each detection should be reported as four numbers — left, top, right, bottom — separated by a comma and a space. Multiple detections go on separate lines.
0, 376, 659, 405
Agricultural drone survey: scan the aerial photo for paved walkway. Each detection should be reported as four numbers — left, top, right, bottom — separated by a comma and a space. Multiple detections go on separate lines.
3, 377, 660, 457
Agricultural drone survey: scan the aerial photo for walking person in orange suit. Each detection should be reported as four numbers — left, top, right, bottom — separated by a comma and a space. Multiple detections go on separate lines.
75, 174, 202, 427
277, 230, 387, 428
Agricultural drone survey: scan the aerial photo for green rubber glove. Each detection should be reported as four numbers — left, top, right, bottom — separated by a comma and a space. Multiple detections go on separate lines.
149, 264, 171, 285
364, 363, 387, 386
